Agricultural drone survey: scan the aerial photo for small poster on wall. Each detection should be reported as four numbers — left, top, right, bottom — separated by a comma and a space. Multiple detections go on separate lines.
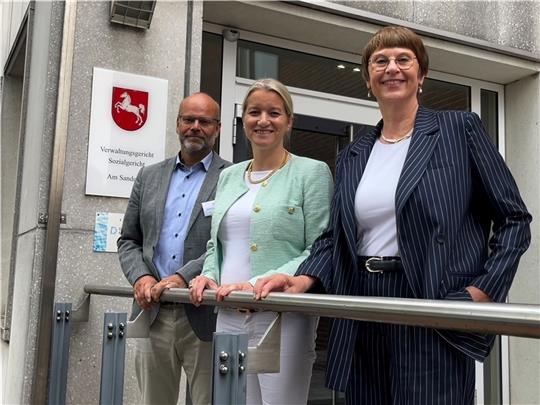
86, 68, 168, 198
93, 212, 124, 252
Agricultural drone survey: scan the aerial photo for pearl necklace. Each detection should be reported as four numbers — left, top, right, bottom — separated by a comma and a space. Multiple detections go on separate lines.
247, 151, 290, 186
380, 127, 414, 144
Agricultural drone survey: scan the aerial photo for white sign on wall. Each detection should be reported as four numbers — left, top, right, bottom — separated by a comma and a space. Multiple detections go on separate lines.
86, 68, 168, 198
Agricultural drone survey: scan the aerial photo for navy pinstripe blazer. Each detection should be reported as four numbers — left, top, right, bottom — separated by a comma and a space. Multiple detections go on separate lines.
296, 106, 531, 392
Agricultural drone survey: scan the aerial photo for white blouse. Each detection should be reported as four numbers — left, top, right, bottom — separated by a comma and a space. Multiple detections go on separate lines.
218, 170, 270, 285
355, 138, 411, 256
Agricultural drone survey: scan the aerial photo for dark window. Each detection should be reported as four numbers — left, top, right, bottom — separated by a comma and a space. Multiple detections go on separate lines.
481, 89, 499, 146
420, 78, 471, 111
201, 32, 223, 105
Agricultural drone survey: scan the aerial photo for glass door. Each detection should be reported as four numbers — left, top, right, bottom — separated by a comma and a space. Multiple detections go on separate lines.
232, 112, 374, 169
222, 78, 381, 164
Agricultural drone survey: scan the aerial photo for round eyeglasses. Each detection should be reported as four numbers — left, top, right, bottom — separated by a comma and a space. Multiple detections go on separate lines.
368, 55, 417, 71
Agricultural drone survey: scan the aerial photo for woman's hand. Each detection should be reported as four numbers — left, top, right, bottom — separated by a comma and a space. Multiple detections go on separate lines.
150, 274, 187, 302
215, 282, 254, 302
253, 274, 315, 300
466, 286, 492, 302
189, 275, 218, 306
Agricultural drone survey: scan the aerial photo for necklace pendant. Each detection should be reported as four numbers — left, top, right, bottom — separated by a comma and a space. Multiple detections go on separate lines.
262, 180, 268, 187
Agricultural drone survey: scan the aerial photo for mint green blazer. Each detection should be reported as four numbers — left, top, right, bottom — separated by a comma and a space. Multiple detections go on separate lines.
202, 154, 333, 285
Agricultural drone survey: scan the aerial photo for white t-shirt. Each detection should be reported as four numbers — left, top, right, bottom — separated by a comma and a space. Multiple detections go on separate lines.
218, 170, 270, 285
355, 137, 411, 256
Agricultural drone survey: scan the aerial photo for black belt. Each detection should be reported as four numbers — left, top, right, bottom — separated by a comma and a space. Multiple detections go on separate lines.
359, 256, 403, 273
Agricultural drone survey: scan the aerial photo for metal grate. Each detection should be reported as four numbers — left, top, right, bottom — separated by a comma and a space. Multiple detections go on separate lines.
110, 1, 156, 29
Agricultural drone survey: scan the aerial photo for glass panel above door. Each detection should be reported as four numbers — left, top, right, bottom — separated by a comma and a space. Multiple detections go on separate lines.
237, 39, 369, 100
236, 40, 472, 113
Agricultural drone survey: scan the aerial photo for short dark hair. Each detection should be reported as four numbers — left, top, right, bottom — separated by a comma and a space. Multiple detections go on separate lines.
362, 26, 429, 82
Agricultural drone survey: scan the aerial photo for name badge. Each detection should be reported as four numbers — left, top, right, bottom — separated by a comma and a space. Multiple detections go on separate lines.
201, 200, 215, 217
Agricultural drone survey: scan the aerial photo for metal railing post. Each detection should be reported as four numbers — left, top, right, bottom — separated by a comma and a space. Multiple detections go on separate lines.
47, 303, 72, 405
484, 336, 502, 403
212, 332, 248, 405
99, 313, 127, 405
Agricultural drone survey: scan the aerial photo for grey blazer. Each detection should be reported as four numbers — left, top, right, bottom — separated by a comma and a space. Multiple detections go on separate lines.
118, 151, 230, 341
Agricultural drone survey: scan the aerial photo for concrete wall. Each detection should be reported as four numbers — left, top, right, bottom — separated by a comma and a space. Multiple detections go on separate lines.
505, 73, 540, 405
52, 1, 196, 403
1, 1, 30, 72
0, 73, 23, 340
3, 1, 64, 403
333, 1, 539, 58
2, 0, 204, 403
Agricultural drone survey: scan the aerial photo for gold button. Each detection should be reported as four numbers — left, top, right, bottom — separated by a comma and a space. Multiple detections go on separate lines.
253, 205, 261, 213
250, 243, 258, 252
288, 207, 295, 214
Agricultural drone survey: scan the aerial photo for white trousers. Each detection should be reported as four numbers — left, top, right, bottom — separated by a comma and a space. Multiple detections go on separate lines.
217, 309, 318, 405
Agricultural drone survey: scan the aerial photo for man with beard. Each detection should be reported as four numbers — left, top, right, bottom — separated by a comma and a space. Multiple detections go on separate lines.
118, 93, 230, 404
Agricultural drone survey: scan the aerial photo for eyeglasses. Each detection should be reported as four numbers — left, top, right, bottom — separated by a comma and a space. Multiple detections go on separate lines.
368, 55, 417, 71
179, 116, 220, 128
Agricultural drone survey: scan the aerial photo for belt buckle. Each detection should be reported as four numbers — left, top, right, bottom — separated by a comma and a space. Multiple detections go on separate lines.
365, 256, 384, 273
236, 308, 254, 314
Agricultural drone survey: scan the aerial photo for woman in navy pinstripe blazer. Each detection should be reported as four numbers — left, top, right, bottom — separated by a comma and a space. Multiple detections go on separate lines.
254, 27, 531, 404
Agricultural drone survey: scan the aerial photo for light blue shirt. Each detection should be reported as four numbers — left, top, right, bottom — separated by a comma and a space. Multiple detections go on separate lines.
153, 151, 213, 279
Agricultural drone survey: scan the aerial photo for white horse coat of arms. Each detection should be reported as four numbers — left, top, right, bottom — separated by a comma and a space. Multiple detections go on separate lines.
111, 86, 149, 131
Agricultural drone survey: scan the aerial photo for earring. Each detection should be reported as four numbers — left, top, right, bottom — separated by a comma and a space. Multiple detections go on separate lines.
367, 90, 371, 98
418, 86, 423, 94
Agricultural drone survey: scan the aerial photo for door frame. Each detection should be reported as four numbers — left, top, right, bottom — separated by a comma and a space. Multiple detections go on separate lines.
211, 21, 505, 161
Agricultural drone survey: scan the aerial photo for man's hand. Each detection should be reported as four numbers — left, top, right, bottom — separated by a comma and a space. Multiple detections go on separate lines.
253, 274, 315, 300
150, 274, 187, 302
466, 286, 492, 302
133, 275, 158, 310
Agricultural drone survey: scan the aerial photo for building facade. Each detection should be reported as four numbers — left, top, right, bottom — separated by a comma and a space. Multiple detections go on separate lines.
1, 1, 539, 404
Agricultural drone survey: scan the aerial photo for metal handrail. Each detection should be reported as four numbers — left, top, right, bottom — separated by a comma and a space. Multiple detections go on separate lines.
84, 284, 540, 338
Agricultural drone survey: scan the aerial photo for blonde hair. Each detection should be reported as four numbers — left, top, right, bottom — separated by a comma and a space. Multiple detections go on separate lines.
242, 78, 294, 119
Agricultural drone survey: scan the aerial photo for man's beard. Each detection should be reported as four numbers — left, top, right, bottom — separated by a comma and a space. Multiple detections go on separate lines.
180, 134, 213, 153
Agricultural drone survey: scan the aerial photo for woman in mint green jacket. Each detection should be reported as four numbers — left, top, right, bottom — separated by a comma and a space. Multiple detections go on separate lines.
190, 78, 333, 404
